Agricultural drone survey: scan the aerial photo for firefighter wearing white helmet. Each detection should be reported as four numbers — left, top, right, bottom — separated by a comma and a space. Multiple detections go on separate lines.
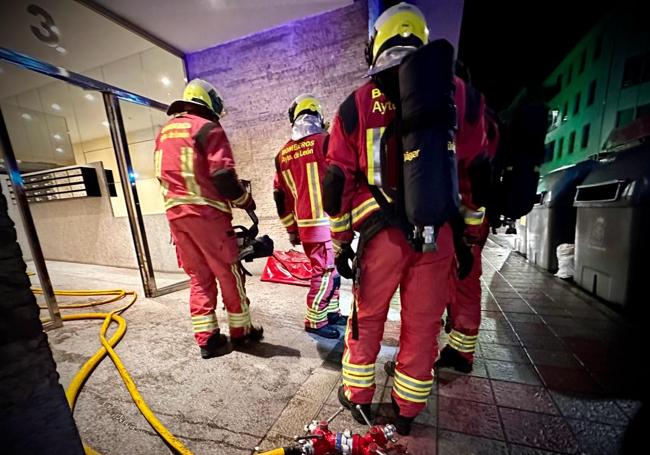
157, 78, 263, 359
322, 2, 458, 436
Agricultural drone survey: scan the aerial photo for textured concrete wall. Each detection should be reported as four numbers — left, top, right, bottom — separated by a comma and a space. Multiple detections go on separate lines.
186, 1, 369, 249
2, 163, 181, 273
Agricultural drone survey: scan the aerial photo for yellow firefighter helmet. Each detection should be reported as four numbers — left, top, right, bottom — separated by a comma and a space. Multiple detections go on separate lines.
288, 94, 323, 124
366, 2, 429, 76
167, 78, 226, 120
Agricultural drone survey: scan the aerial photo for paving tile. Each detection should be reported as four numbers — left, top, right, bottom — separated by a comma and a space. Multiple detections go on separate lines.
485, 360, 541, 386
504, 313, 543, 323
480, 317, 512, 331
397, 423, 437, 455
517, 333, 565, 350
527, 305, 571, 317
615, 399, 642, 419
437, 430, 508, 455
437, 372, 494, 404
550, 392, 629, 426
568, 419, 626, 455
480, 343, 529, 363
536, 366, 602, 395
510, 322, 555, 337
499, 408, 578, 453
479, 329, 520, 346
491, 380, 559, 415
526, 348, 582, 369
438, 396, 504, 440
540, 315, 576, 326
507, 444, 559, 454
499, 303, 535, 314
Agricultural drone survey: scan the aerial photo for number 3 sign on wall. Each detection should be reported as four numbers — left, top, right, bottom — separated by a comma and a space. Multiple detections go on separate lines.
27, 4, 67, 54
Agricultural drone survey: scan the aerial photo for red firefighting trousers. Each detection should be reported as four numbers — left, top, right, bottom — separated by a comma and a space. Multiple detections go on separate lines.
303, 240, 340, 329
169, 213, 252, 346
342, 226, 454, 418
446, 221, 490, 361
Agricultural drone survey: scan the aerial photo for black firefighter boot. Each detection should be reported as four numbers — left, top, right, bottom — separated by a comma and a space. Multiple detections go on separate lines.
434, 345, 473, 373
328, 312, 348, 326
231, 325, 264, 349
391, 396, 415, 436
306, 324, 340, 339
200, 332, 229, 359
338, 385, 373, 425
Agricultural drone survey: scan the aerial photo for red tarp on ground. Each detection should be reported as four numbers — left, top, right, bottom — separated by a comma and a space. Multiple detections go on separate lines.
261, 250, 312, 287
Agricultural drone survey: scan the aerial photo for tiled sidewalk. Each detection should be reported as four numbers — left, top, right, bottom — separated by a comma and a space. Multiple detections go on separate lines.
305, 235, 644, 455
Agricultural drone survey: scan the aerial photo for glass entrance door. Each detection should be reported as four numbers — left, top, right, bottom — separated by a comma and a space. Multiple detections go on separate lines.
0, 51, 187, 298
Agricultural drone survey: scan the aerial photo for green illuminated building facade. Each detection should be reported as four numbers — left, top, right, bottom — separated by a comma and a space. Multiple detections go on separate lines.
541, 8, 650, 175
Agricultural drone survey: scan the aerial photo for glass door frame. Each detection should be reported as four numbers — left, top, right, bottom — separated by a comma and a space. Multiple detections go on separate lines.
0, 47, 189, 299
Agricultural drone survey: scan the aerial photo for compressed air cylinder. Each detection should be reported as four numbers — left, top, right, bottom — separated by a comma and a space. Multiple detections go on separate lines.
399, 39, 459, 229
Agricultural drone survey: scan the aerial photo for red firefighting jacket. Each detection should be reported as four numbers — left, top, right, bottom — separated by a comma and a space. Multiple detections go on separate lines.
274, 132, 331, 243
454, 76, 488, 230
154, 113, 250, 221
326, 78, 488, 242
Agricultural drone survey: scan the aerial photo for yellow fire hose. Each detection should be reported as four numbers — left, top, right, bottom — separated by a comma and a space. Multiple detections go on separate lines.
34, 287, 193, 455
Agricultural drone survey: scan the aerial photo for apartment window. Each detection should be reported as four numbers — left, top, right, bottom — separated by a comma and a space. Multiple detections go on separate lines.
562, 101, 569, 121
558, 137, 564, 159
616, 108, 635, 127
581, 124, 591, 149
587, 80, 597, 106
573, 92, 581, 115
594, 34, 603, 61
579, 50, 586, 74
622, 54, 644, 88
636, 103, 650, 119
567, 65, 573, 85
642, 53, 650, 83
544, 141, 556, 163
568, 131, 576, 154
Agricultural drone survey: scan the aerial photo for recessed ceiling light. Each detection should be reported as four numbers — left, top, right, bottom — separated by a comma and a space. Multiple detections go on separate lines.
53, 133, 62, 140
85, 93, 95, 101
21, 113, 32, 121
51, 103, 61, 111
55, 46, 67, 55
160, 76, 171, 87
55, 147, 64, 153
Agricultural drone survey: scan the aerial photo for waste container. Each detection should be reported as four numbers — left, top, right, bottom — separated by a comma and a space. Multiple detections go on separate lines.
526, 160, 597, 272
574, 145, 650, 308
515, 216, 527, 256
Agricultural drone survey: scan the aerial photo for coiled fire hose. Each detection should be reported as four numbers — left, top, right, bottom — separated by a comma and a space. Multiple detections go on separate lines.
34, 287, 193, 455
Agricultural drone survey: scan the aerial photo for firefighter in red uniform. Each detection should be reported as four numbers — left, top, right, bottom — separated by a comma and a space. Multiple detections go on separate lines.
155, 79, 263, 359
273, 94, 346, 339
436, 88, 499, 372
322, 3, 457, 435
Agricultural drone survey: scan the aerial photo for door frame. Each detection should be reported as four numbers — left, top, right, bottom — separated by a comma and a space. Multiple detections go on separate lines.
0, 47, 188, 298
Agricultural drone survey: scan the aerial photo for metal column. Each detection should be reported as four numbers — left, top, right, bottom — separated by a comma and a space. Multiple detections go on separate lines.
0, 107, 62, 329
102, 93, 158, 297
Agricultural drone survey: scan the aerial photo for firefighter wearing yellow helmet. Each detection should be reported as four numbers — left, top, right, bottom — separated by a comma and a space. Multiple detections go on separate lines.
157, 78, 263, 359
365, 2, 429, 76
322, 2, 459, 436
274, 94, 345, 339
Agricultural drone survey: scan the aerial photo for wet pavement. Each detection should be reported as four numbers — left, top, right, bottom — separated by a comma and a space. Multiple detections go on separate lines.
35, 233, 644, 454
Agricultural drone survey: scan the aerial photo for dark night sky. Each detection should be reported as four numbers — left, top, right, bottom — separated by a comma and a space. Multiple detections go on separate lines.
458, 1, 611, 111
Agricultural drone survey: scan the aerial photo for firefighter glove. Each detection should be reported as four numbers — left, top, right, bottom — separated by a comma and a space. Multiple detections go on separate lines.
289, 231, 301, 246
456, 240, 474, 280
333, 240, 355, 280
